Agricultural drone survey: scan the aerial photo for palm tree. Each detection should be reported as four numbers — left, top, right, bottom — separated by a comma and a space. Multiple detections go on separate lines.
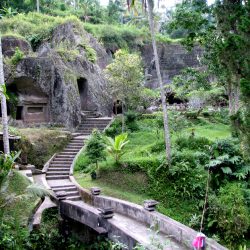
0, 36, 10, 154
128, 0, 171, 162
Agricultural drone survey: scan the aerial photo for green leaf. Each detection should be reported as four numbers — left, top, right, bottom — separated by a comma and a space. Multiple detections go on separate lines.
221, 167, 232, 174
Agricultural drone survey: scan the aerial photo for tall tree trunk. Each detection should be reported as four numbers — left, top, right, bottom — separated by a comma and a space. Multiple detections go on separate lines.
121, 101, 125, 133
146, 0, 171, 162
228, 79, 240, 116
0, 37, 10, 154
36, 0, 40, 12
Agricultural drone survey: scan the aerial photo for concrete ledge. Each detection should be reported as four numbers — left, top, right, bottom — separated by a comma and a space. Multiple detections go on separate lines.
32, 196, 57, 230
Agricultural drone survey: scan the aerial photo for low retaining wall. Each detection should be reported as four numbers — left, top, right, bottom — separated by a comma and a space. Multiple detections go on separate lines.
70, 176, 227, 250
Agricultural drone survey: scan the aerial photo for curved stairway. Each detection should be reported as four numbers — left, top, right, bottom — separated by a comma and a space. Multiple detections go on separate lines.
46, 111, 112, 201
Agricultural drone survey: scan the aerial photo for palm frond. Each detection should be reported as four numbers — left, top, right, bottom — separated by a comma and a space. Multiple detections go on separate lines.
26, 183, 52, 198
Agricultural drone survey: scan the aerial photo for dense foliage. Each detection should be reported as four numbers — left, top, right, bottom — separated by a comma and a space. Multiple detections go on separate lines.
169, 0, 250, 158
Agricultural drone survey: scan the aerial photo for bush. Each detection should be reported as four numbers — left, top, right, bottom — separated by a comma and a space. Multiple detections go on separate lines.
175, 135, 211, 151
74, 152, 90, 172
0, 13, 83, 48
208, 183, 250, 248
10, 47, 24, 65
122, 157, 161, 173
85, 129, 106, 171
125, 110, 140, 132
211, 138, 240, 156
151, 140, 165, 153
105, 118, 122, 137
83, 23, 149, 49
185, 111, 199, 119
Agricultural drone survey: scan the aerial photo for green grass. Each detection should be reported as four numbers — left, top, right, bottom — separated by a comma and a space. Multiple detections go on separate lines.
185, 123, 231, 140
75, 172, 150, 205
74, 110, 232, 225
75, 171, 198, 224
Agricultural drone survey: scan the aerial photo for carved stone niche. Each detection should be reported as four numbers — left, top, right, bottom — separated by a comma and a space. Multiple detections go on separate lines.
20, 96, 49, 124
6, 77, 50, 124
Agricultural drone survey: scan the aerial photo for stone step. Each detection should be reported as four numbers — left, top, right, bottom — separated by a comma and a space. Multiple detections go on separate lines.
55, 155, 76, 158
51, 160, 72, 164
78, 127, 106, 131
71, 138, 84, 141
50, 163, 71, 167
58, 152, 77, 155
53, 157, 73, 161
76, 132, 92, 136
65, 145, 83, 148
46, 175, 69, 180
79, 123, 107, 128
52, 186, 77, 192
56, 190, 79, 197
66, 195, 81, 201
62, 148, 79, 154
84, 120, 111, 123
50, 184, 75, 188
67, 145, 83, 148
47, 168, 70, 172
82, 110, 96, 114
47, 172, 69, 176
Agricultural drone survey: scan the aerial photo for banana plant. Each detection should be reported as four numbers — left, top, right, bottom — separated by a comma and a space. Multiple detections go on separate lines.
105, 133, 129, 163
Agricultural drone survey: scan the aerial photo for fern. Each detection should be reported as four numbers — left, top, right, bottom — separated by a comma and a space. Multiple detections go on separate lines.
221, 167, 232, 175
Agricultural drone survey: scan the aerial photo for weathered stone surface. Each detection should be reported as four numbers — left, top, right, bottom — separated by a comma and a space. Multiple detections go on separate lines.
3, 22, 112, 128
141, 43, 203, 88
2, 36, 32, 57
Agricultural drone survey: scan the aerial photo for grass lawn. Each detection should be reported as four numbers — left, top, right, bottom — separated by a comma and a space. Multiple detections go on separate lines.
75, 172, 151, 205
185, 123, 231, 140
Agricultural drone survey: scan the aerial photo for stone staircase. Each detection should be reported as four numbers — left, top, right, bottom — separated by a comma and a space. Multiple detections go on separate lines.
46, 111, 112, 201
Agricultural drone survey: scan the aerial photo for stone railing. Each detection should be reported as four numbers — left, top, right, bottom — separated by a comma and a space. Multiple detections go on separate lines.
70, 176, 227, 250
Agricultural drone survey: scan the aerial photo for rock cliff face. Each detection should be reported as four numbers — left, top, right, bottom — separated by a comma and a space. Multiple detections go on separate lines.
3, 22, 112, 128
2, 36, 32, 57
141, 43, 203, 88
2, 22, 203, 128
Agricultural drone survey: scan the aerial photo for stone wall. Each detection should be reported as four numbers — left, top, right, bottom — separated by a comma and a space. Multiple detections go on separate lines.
141, 43, 203, 88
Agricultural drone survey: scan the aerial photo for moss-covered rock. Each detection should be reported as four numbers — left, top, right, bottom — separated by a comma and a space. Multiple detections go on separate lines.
15, 128, 72, 169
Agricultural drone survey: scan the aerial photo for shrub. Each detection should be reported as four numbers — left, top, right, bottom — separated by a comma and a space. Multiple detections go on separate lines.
85, 129, 106, 172
122, 156, 161, 173
208, 183, 250, 247
151, 140, 165, 153
185, 111, 199, 119
10, 47, 24, 65
125, 110, 140, 132
211, 138, 240, 156
175, 135, 211, 151
0, 151, 20, 187
105, 118, 122, 137
83, 23, 149, 49
74, 152, 90, 172
79, 43, 97, 63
